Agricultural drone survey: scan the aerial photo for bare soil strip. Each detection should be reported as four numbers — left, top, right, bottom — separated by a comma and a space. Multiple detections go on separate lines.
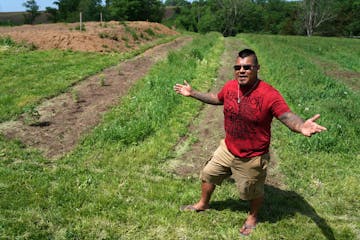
0, 37, 191, 159
168, 37, 284, 188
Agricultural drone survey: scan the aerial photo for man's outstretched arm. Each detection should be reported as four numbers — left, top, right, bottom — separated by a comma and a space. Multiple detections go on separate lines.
278, 112, 327, 137
173, 80, 223, 105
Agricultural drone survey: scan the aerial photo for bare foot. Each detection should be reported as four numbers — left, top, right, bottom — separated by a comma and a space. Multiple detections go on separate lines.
239, 215, 258, 236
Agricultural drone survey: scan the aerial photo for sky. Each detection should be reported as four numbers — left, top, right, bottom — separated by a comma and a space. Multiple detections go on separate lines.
0, 0, 106, 12
0, 0, 298, 12
0, 0, 57, 12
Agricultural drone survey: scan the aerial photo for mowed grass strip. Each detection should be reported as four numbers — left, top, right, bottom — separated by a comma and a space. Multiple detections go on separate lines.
0, 36, 177, 123
239, 33, 360, 239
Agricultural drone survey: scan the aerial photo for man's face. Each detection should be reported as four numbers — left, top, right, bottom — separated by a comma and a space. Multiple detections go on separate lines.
234, 55, 259, 86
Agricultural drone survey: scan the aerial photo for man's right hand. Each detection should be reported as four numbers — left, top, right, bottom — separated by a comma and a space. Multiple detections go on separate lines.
174, 80, 192, 97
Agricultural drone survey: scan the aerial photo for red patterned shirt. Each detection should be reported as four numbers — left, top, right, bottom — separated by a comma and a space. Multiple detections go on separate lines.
217, 79, 290, 158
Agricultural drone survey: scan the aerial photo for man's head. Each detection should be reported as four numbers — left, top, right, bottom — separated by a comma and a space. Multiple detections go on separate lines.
234, 49, 260, 86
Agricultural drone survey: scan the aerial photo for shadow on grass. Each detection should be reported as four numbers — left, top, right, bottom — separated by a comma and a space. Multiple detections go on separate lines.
210, 185, 335, 240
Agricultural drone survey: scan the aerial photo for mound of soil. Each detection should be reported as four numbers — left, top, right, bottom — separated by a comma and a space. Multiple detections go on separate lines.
0, 21, 178, 52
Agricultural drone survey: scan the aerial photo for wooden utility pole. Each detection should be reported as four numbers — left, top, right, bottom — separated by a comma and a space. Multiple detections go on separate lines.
80, 12, 82, 31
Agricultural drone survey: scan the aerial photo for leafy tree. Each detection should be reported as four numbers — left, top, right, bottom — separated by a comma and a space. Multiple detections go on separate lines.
46, 0, 103, 22
78, 0, 103, 21
23, 0, 40, 24
327, 0, 360, 36
45, 6, 60, 22
172, 5, 197, 30
105, 0, 128, 21
164, 0, 191, 6
262, 0, 291, 34
52, 0, 80, 22
105, 0, 165, 22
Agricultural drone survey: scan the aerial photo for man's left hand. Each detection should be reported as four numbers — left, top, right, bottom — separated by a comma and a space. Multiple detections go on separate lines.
300, 114, 327, 137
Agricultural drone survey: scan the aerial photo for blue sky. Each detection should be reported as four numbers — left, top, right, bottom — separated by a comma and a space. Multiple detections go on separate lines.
0, 0, 106, 12
0, 0, 57, 12
0, 0, 297, 12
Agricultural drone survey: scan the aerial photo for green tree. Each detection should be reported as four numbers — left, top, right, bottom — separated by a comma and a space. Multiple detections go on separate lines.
23, 0, 40, 24
326, 0, 360, 36
46, 0, 103, 22
106, 0, 164, 22
262, 0, 297, 34
164, 0, 190, 6
163, 0, 358, 37
78, 0, 103, 21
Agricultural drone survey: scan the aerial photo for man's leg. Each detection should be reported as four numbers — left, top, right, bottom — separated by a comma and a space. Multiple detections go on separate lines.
193, 181, 216, 210
240, 196, 263, 235
233, 153, 269, 236
181, 139, 232, 212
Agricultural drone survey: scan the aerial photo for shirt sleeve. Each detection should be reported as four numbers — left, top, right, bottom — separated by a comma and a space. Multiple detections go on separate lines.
270, 90, 291, 118
217, 89, 224, 102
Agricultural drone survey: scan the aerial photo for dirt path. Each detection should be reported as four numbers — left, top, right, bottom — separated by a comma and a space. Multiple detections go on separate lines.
0, 36, 191, 159
168, 37, 284, 188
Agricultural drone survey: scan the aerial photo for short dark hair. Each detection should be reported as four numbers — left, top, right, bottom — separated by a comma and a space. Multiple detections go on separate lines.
238, 49, 258, 65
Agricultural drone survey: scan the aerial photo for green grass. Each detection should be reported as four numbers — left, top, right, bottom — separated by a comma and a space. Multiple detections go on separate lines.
1, 33, 359, 239
0, 35, 178, 123
0, 32, 226, 239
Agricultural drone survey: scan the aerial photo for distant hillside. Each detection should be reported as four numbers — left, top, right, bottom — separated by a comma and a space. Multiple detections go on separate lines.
0, 11, 51, 25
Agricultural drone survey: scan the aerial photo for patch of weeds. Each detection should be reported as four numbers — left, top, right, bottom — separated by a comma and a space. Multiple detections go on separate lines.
99, 32, 109, 39
100, 22, 108, 28
131, 32, 139, 41
121, 36, 129, 42
125, 26, 139, 41
190, 48, 204, 61
0, 36, 16, 46
145, 28, 156, 36
118, 67, 123, 76
111, 35, 119, 41
99, 32, 119, 41
140, 32, 150, 40
0, 37, 37, 52
22, 105, 40, 125
75, 24, 86, 31
98, 74, 106, 86
102, 44, 109, 49
71, 90, 80, 103
119, 21, 127, 27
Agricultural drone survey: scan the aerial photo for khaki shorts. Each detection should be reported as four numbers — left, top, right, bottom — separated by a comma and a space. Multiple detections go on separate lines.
200, 139, 269, 200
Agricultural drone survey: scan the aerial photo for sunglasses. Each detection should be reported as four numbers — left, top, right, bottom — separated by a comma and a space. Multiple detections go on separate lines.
233, 65, 255, 71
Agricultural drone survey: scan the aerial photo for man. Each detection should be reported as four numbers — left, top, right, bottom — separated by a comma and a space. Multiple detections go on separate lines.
173, 49, 326, 236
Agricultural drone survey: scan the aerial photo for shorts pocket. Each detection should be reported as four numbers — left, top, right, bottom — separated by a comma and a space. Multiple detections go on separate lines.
260, 153, 270, 170
202, 155, 213, 167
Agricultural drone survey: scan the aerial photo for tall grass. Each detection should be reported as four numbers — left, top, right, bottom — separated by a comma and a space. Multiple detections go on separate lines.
239, 34, 360, 239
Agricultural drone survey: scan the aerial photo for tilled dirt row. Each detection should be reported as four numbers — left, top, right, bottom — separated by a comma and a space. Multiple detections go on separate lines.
0, 37, 191, 159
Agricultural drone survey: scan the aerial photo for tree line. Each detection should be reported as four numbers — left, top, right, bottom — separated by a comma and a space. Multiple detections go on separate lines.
164, 0, 360, 37
22, 0, 359, 37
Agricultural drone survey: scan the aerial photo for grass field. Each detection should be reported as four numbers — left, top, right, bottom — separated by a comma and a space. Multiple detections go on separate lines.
0, 33, 359, 239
